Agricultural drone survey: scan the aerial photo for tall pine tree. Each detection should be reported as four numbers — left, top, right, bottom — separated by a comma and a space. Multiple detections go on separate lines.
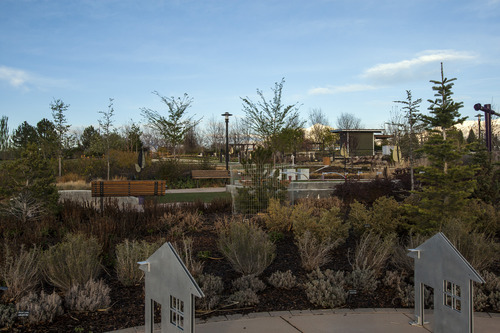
410, 63, 476, 232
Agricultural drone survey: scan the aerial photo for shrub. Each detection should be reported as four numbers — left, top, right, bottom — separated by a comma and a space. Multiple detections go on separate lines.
227, 289, 259, 307
349, 232, 395, 277
263, 198, 294, 232
295, 196, 343, 214
1, 244, 40, 302
268, 270, 297, 289
16, 291, 63, 324
232, 275, 266, 293
115, 238, 164, 286
304, 269, 347, 308
295, 231, 337, 271
40, 233, 102, 292
0, 303, 16, 329
292, 206, 349, 243
65, 279, 111, 312
346, 269, 378, 294
391, 234, 428, 274
196, 274, 224, 311
476, 271, 500, 312
348, 197, 401, 236
173, 238, 204, 278
383, 271, 414, 307
218, 220, 275, 276
160, 210, 204, 237
442, 219, 499, 272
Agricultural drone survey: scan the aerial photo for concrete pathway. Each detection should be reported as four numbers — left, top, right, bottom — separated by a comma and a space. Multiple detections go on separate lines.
108, 308, 500, 333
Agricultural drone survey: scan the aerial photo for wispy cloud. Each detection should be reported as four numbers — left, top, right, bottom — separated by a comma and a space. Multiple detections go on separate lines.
361, 50, 476, 83
308, 84, 377, 95
0, 65, 68, 90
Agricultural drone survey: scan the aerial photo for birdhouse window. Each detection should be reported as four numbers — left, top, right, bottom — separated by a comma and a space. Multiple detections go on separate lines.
443, 280, 461, 312
170, 295, 185, 330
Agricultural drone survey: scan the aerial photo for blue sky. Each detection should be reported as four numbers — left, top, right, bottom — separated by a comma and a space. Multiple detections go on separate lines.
1, 0, 499, 133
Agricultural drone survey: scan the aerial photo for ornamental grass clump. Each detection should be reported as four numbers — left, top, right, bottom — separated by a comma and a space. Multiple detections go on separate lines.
1, 244, 41, 302
40, 233, 102, 292
115, 239, 163, 286
173, 238, 204, 278
349, 232, 395, 277
295, 231, 337, 271
218, 219, 275, 276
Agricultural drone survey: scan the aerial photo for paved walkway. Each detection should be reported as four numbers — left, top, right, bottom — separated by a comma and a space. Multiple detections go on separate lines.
109, 308, 500, 333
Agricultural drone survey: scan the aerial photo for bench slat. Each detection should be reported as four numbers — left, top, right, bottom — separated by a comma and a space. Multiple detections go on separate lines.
91, 180, 166, 197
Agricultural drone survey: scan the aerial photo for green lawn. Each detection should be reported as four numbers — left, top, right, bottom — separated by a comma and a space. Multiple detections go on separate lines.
154, 191, 231, 203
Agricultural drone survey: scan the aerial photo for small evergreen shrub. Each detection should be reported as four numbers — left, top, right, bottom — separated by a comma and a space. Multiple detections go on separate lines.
348, 197, 401, 236
65, 279, 111, 312
232, 275, 266, 293
16, 291, 63, 324
227, 289, 259, 307
115, 238, 163, 286
292, 206, 349, 243
0, 303, 17, 329
196, 274, 224, 311
218, 220, 275, 276
303, 268, 347, 308
263, 198, 293, 232
295, 231, 337, 271
1, 244, 40, 302
40, 233, 102, 292
268, 270, 297, 289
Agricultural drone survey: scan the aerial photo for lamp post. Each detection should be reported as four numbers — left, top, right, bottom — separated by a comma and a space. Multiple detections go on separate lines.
221, 112, 232, 170
474, 104, 499, 152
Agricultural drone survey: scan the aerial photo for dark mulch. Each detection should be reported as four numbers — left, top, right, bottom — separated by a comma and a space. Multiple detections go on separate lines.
9, 220, 400, 333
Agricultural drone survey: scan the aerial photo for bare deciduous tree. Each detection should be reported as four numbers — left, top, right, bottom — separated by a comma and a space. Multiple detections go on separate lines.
335, 112, 363, 129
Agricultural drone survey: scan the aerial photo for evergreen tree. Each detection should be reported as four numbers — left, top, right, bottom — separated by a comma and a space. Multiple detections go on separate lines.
11, 121, 38, 153
408, 64, 476, 232
50, 98, 71, 177
0, 144, 59, 215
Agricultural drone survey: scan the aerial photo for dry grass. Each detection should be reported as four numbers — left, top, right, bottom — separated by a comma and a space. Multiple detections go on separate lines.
56, 180, 91, 190
1, 244, 41, 302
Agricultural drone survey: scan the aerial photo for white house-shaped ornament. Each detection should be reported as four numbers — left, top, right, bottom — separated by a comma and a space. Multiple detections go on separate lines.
139, 242, 204, 333
407, 232, 484, 333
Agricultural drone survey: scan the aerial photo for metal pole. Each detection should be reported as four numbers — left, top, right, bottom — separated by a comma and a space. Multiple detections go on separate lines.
221, 112, 232, 171
225, 117, 229, 170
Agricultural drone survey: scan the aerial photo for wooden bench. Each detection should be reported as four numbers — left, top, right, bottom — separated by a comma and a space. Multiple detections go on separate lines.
191, 170, 230, 180
91, 180, 167, 197
191, 170, 230, 187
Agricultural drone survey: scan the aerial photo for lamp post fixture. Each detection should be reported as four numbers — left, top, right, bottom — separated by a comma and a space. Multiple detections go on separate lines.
221, 112, 232, 170
474, 104, 499, 152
